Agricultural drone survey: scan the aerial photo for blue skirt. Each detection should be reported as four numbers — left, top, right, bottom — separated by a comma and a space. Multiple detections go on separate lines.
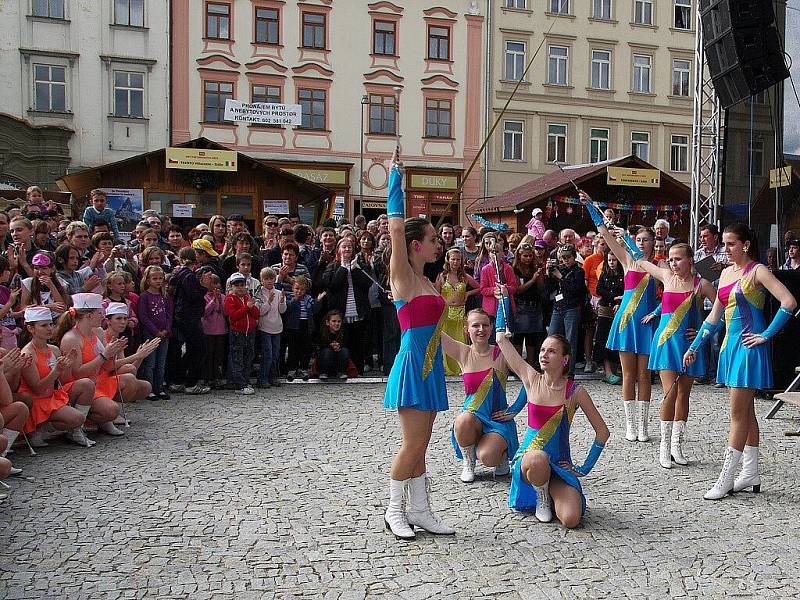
383, 346, 448, 412
606, 305, 655, 356
451, 413, 520, 462
648, 320, 706, 377
717, 326, 772, 389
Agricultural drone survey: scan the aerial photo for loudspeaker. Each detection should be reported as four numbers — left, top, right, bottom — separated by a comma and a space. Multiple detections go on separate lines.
700, 0, 789, 109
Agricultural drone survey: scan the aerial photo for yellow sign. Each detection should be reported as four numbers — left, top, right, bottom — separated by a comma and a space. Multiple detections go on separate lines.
283, 167, 347, 186
770, 166, 792, 188
607, 166, 660, 188
410, 174, 459, 191
166, 147, 238, 171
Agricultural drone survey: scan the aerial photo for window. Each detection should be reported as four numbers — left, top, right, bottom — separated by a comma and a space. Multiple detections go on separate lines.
428, 26, 450, 60
32, 0, 64, 18
114, 0, 144, 26
591, 50, 611, 89
590, 128, 609, 163
631, 131, 650, 161
425, 99, 451, 138
670, 134, 689, 172
373, 20, 396, 55
672, 59, 691, 96
252, 84, 281, 105
255, 7, 279, 44
550, 0, 570, 14
369, 94, 397, 135
505, 42, 526, 81
593, 0, 612, 19
302, 12, 326, 49
748, 139, 764, 177
113, 71, 144, 117
33, 64, 66, 112
206, 3, 230, 39
505, 0, 527, 7
674, 0, 691, 29
547, 124, 567, 163
634, 0, 653, 25
299, 88, 326, 129
632, 54, 652, 93
547, 46, 568, 85
203, 81, 233, 122
503, 121, 524, 160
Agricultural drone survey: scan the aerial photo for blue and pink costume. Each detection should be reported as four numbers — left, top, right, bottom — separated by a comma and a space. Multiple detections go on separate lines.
648, 276, 706, 377
606, 270, 658, 355
383, 295, 448, 412
450, 346, 520, 461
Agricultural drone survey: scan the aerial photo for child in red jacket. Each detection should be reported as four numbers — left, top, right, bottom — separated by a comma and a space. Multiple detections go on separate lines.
224, 273, 260, 395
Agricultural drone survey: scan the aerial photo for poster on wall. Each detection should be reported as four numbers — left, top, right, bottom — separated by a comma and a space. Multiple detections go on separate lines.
263, 200, 290, 215
99, 188, 143, 230
333, 196, 345, 217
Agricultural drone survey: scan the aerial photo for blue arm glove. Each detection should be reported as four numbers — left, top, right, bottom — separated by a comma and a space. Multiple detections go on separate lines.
585, 202, 605, 228
495, 295, 511, 333
573, 440, 605, 476
759, 306, 793, 339
688, 319, 723, 352
386, 164, 405, 219
622, 234, 644, 260
647, 304, 662, 320
506, 387, 527, 415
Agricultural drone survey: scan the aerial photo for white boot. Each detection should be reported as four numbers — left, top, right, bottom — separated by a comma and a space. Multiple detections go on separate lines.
637, 401, 651, 442
534, 482, 553, 523
659, 421, 673, 469
459, 446, 476, 483
384, 479, 415, 540
98, 421, 125, 436
733, 445, 761, 493
494, 453, 510, 477
671, 421, 689, 466
68, 404, 95, 448
405, 474, 455, 535
1, 429, 19, 457
704, 447, 742, 500
624, 401, 637, 442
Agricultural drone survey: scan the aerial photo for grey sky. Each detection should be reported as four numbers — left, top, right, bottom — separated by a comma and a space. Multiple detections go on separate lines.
785, 4, 800, 153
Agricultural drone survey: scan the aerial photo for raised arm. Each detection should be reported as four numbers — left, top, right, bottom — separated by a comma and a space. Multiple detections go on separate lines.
440, 332, 471, 365
387, 149, 414, 299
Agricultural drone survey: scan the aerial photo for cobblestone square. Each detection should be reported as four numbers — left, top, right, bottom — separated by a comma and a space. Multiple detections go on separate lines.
2, 380, 800, 599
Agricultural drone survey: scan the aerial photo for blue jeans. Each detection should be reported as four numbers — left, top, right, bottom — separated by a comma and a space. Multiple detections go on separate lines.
228, 331, 256, 389
258, 331, 281, 385
141, 335, 169, 394
549, 307, 581, 375
318, 346, 350, 376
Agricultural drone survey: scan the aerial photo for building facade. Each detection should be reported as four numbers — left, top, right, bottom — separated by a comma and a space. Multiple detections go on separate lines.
0, 0, 170, 189
485, 0, 696, 199
170, 0, 485, 224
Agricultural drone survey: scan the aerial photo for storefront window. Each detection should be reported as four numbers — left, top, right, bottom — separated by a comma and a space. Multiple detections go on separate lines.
220, 194, 253, 218
147, 193, 181, 216
184, 194, 218, 218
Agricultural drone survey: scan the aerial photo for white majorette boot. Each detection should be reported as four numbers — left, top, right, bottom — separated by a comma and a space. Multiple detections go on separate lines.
704, 446, 742, 500
624, 401, 637, 442
534, 482, 553, 523
1, 428, 19, 457
494, 452, 510, 477
384, 479, 415, 540
405, 474, 456, 535
459, 445, 476, 483
67, 404, 95, 448
659, 421, 673, 469
637, 401, 651, 442
733, 445, 761, 493
671, 421, 689, 466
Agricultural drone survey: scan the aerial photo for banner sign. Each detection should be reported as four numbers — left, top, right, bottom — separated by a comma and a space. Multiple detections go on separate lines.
172, 204, 193, 218
224, 99, 302, 125
549, 194, 689, 211
607, 167, 660, 188
283, 167, 347, 186
770, 166, 792, 188
166, 147, 237, 172
410, 174, 459, 191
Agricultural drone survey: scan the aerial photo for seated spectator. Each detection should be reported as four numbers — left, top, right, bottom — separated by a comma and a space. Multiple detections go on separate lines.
32, 219, 55, 252
19, 252, 69, 316
81, 189, 120, 240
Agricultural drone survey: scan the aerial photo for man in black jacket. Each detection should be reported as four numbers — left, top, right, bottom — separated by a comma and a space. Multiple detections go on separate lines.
545, 244, 587, 376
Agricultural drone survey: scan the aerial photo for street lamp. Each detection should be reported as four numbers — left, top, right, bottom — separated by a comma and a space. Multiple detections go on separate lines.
359, 94, 369, 217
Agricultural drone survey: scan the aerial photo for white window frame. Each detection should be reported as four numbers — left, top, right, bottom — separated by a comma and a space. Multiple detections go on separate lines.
673, 0, 691, 30
547, 124, 567, 163
505, 0, 527, 7
547, 46, 569, 86
590, 49, 611, 90
631, 131, 650, 162
114, 0, 145, 27
632, 54, 652, 94
113, 70, 145, 118
550, 0, 570, 14
502, 120, 524, 161
505, 41, 526, 81
31, 0, 65, 18
634, 0, 653, 25
593, 0, 612, 19
672, 58, 691, 96
33, 63, 67, 112
670, 134, 689, 172
590, 128, 609, 163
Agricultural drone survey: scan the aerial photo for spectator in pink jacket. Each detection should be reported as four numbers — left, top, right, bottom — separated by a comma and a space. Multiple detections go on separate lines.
525, 207, 546, 240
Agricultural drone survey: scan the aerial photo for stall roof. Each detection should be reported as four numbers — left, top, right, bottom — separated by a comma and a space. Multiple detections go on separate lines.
475, 155, 692, 213
55, 137, 334, 202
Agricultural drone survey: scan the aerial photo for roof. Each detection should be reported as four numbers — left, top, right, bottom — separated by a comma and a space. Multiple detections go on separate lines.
475, 155, 687, 213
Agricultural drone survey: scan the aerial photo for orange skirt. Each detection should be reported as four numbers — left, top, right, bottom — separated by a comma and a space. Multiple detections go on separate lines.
23, 381, 74, 433
93, 372, 118, 401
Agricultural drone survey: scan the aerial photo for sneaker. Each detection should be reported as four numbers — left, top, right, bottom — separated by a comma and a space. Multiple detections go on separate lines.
319, 373, 329, 380
338, 373, 348, 381
286, 371, 295, 382
10, 466, 22, 476
157, 391, 170, 400
185, 384, 211, 395
583, 361, 596, 374
66, 428, 96, 447
714, 382, 725, 389
168, 384, 185, 393
300, 370, 309, 381
602, 374, 622, 385
147, 393, 159, 401
98, 421, 125, 436
236, 386, 255, 395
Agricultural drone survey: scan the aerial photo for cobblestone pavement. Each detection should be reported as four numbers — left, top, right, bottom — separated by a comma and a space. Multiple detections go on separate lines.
2, 379, 800, 599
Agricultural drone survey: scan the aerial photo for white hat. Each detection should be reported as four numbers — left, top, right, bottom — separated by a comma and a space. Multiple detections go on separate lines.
71, 293, 103, 310
105, 302, 129, 317
532, 207, 543, 216
24, 306, 52, 323
229, 273, 247, 284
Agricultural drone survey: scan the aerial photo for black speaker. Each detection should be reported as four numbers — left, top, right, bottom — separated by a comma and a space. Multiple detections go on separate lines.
700, 0, 789, 109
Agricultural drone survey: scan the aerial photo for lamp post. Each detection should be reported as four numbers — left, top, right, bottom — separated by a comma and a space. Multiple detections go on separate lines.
359, 94, 369, 218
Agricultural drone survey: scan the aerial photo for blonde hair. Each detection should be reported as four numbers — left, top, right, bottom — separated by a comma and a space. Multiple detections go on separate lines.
260, 266, 276, 281
141, 265, 167, 296
101, 271, 126, 299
